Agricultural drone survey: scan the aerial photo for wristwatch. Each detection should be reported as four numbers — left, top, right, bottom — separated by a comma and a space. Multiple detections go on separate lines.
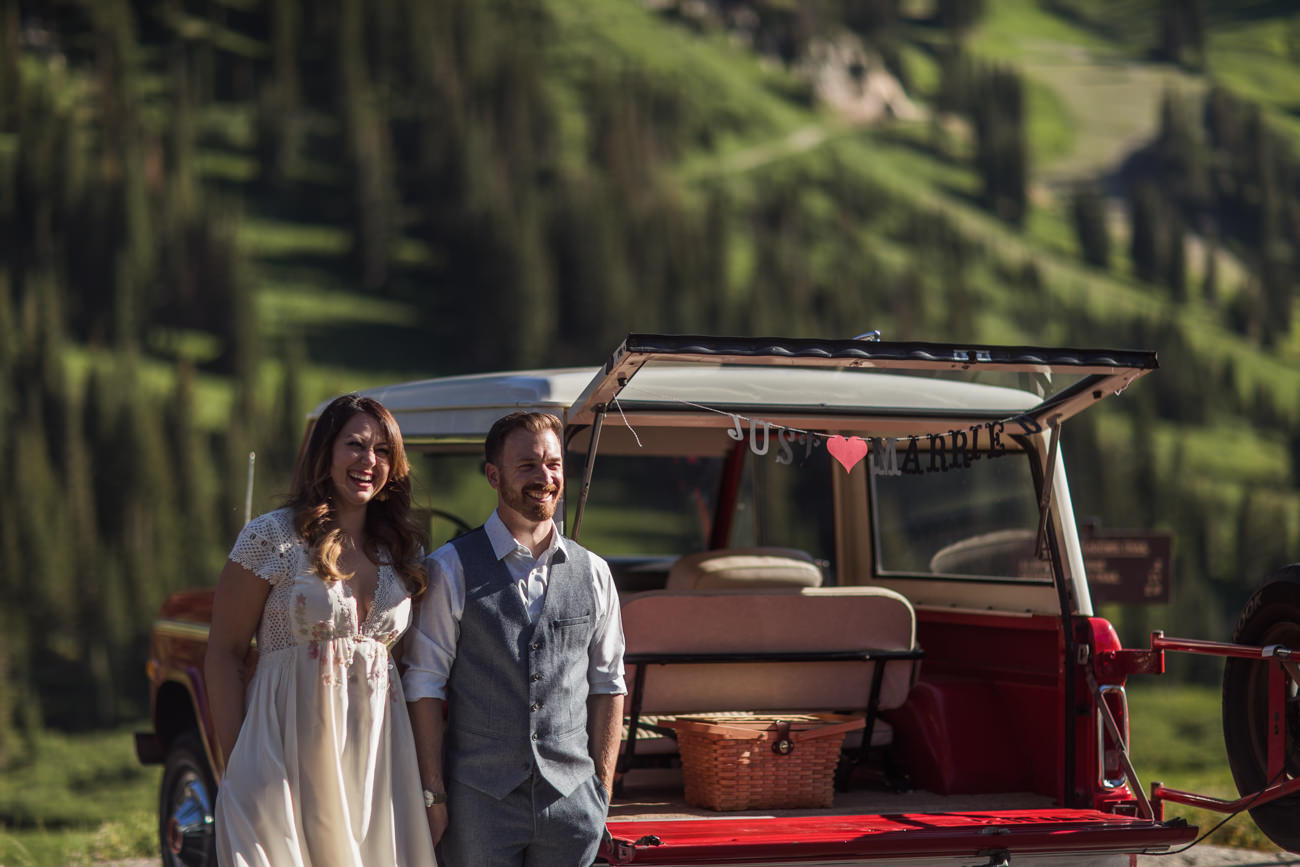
423, 788, 447, 807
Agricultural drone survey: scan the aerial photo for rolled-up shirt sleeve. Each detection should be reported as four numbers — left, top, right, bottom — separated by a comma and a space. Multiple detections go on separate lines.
401, 544, 465, 702
587, 554, 626, 696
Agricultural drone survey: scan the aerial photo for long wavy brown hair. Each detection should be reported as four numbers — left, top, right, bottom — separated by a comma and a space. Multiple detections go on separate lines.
286, 394, 427, 597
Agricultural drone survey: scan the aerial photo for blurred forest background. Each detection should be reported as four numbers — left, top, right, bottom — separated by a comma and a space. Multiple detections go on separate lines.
4, 0, 1300, 761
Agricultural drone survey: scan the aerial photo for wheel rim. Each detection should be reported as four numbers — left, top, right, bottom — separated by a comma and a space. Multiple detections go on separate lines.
1242, 622, 1300, 785
165, 766, 214, 867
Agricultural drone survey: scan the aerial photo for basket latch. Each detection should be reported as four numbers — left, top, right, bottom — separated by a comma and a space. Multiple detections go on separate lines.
771, 720, 794, 756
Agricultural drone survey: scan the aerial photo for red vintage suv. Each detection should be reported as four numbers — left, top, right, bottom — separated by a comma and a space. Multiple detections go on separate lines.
136, 335, 1300, 866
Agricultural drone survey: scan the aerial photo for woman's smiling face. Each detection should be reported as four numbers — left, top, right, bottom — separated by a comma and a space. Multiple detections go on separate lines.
329, 411, 391, 510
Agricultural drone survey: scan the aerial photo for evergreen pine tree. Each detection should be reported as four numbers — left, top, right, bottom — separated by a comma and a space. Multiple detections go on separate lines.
935, 0, 984, 34
64, 387, 114, 725
1128, 182, 1165, 284
1201, 231, 1219, 302
0, 0, 18, 132
337, 0, 397, 291
166, 360, 219, 583
971, 64, 1027, 226
702, 187, 731, 332
258, 0, 302, 189
1071, 181, 1110, 269
90, 0, 154, 349
1165, 211, 1187, 301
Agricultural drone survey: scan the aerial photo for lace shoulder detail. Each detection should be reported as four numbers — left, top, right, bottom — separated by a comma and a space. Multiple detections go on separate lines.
229, 508, 305, 586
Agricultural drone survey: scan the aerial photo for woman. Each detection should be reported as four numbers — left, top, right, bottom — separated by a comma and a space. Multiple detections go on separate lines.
206, 394, 437, 866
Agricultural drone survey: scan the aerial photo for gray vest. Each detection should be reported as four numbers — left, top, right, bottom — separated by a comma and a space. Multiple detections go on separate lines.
444, 527, 600, 799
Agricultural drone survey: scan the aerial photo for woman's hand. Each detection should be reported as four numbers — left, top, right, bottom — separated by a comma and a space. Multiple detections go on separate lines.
427, 802, 449, 846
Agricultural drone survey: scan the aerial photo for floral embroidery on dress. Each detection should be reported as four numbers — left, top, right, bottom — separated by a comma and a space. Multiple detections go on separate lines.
294, 592, 350, 683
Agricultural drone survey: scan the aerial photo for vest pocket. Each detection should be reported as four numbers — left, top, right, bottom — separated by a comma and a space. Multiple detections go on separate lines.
552, 613, 592, 628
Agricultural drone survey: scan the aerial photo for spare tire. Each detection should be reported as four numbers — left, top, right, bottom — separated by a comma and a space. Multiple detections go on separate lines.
1221, 566, 1300, 853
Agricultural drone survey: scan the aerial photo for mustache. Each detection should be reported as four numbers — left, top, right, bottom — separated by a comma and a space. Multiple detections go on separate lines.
524, 483, 559, 495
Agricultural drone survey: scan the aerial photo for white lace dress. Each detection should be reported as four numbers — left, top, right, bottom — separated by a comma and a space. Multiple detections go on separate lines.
215, 508, 436, 867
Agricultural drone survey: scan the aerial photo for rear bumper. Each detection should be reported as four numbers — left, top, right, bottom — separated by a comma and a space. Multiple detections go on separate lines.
603, 809, 1196, 864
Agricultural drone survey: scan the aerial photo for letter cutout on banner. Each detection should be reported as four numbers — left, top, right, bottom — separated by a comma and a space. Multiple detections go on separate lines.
775, 428, 795, 465
749, 420, 772, 456
727, 414, 744, 441
827, 435, 870, 473
927, 433, 948, 473
1015, 415, 1043, 435
949, 428, 971, 469
871, 437, 901, 476
900, 437, 922, 474
987, 420, 1006, 455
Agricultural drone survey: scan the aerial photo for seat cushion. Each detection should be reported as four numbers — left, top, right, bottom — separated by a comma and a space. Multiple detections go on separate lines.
666, 548, 822, 591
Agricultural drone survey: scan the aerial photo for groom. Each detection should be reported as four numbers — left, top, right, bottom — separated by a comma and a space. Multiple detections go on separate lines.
405, 411, 626, 865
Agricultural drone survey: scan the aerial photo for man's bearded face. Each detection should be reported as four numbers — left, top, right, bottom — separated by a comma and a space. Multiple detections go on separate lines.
492, 428, 564, 523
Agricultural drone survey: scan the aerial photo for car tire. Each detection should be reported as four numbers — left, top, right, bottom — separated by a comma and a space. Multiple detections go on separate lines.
1221, 566, 1300, 853
159, 730, 218, 867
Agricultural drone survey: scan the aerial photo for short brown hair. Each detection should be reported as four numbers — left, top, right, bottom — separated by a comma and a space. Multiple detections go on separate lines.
484, 411, 564, 466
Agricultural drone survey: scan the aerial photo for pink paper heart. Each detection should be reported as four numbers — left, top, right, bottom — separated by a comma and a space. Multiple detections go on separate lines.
827, 435, 869, 473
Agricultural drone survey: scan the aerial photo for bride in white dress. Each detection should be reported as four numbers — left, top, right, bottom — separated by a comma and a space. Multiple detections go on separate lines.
205, 394, 437, 866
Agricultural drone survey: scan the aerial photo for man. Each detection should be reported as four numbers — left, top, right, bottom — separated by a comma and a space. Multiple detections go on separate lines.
405, 411, 626, 865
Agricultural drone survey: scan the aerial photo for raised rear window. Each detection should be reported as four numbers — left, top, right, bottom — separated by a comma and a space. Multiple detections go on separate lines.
568, 454, 722, 558
870, 449, 1050, 582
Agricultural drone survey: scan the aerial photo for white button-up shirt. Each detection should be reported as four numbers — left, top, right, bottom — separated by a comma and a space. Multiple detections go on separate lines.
403, 509, 626, 702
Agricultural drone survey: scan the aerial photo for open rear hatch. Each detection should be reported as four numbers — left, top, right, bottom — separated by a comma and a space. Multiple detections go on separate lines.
569, 334, 1158, 430
604, 809, 1195, 864
580, 337, 1187, 863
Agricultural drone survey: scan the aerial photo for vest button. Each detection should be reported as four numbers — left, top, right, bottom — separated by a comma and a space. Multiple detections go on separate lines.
530, 642, 540, 650
531, 732, 539, 741
531, 673, 542, 682
530, 702, 541, 712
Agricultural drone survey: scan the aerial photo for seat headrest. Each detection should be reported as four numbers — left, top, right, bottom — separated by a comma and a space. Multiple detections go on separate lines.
666, 547, 823, 591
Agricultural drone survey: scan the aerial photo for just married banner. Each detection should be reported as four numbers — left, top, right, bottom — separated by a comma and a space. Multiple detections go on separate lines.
609, 394, 1042, 476
722, 413, 1024, 475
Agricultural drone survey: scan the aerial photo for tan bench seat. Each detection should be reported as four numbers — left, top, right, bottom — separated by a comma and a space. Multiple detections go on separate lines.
618, 587, 922, 783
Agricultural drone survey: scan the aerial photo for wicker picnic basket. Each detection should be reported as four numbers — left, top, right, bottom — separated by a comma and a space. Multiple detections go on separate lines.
666, 713, 865, 811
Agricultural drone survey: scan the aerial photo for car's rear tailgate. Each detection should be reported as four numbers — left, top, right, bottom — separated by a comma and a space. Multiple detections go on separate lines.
603, 809, 1195, 864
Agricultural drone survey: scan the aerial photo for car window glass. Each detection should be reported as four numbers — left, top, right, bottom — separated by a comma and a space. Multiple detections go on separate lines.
572, 454, 723, 556
732, 442, 836, 582
870, 451, 1050, 581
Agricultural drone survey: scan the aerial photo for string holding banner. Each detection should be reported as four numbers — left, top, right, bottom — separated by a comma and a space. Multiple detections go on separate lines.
615, 393, 1032, 475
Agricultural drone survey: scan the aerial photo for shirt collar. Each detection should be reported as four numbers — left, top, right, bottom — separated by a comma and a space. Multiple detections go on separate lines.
484, 509, 566, 562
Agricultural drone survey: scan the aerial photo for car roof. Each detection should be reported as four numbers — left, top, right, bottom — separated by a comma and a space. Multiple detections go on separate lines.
309, 334, 1156, 444
312, 365, 1042, 444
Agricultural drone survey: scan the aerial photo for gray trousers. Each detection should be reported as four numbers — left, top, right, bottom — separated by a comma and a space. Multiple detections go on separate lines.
436, 772, 609, 867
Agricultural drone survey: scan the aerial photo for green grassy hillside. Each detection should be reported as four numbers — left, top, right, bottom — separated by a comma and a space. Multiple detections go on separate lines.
6, 0, 1300, 733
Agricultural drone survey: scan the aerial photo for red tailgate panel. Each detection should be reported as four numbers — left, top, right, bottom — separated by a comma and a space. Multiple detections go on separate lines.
604, 809, 1195, 864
